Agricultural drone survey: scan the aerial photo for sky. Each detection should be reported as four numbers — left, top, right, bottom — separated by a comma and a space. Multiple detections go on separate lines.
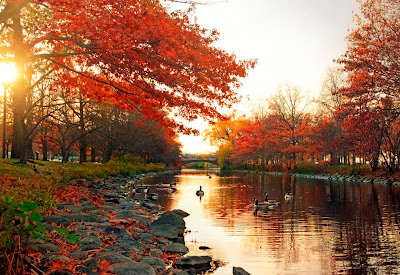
176, 0, 358, 154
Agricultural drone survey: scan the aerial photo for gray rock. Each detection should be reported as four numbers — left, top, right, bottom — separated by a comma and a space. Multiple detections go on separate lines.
171, 209, 190, 218
165, 243, 189, 254
140, 256, 166, 268
109, 237, 149, 253
42, 215, 70, 225
170, 269, 190, 275
86, 258, 99, 268
45, 255, 71, 263
157, 238, 173, 245
150, 224, 183, 240
141, 201, 160, 211
149, 211, 185, 231
79, 235, 102, 246
88, 209, 108, 216
65, 213, 100, 222
233, 266, 251, 275
70, 250, 86, 260
64, 205, 84, 212
136, 233, 154, 243
28, 239, 60, 252
99, 205, 115, 211
108, 262, 156, 275
135, 215, 151, 225
96, 252, 134, 263
105, 226, 132, 238
174, 256, 212, 269
149, 249, 163, 257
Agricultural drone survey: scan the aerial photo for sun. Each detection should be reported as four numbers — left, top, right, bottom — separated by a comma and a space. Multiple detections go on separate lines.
0, 62, 17, 96
0, 62, 17, 84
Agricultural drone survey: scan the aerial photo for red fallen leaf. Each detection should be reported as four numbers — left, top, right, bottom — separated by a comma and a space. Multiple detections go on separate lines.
162, 253, 168, 259
97, 259, 112, 273
51, 222, 57, 227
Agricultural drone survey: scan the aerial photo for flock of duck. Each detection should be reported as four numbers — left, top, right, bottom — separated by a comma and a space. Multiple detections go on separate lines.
125, 174, 293, 213
253, 190, 293, 211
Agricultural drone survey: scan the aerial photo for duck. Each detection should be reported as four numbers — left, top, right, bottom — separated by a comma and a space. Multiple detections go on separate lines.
253, 198, 270, 211
144, 186, 159, 200
284, 190, 293, 200
126, 184, 136, 198
196, 186, 204, 196
264, 193, 279, 208
254, 193, 279, 210
168, 183, 177, 193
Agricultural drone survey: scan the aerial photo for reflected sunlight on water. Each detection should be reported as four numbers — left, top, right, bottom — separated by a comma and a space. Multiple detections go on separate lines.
149, 169, 400, 274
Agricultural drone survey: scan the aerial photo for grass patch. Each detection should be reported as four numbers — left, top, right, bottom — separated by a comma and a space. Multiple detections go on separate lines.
0, 157, 166, 209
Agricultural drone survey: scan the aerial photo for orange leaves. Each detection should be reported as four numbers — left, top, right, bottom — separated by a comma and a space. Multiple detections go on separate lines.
30, 0, 255, 133
336, 0, 400, 170
97, 259, 112, 274
53, 184, 90, 203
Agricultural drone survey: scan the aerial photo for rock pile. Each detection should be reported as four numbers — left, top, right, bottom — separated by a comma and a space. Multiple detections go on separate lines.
25, 174, 214, 274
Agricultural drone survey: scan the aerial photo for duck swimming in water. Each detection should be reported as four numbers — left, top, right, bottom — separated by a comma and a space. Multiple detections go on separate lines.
144, 186, 159, 200
254, 193, 279, 210
284, 190, 293, 200
168, 183, 177, 193
196, 186, 204, 196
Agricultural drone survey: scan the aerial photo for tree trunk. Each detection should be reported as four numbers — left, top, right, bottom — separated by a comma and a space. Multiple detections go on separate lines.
61, 148, 69, 163
26, 136, 33, 159
78, 95, 87, 163
11, 9, 27, 163
103, 144, 113, 163
42, 128, 48, 161
90, 146, 96, 162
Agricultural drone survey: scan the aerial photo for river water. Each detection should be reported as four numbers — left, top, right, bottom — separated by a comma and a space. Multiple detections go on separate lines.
144, 169, 400, 274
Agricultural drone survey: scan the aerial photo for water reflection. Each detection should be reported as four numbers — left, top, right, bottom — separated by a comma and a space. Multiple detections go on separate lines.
146, 170, 400, 274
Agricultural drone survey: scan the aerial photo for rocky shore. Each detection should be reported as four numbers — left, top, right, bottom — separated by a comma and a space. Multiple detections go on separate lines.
237, 170, 400, 185
24, 173, 222, 275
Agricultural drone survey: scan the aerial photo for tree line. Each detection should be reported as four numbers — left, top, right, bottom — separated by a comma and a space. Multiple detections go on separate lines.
0, 0, 254, 164
206, 0, 400, 172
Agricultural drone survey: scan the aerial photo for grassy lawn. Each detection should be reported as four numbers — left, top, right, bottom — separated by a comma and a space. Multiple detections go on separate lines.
0, 157, 166, 209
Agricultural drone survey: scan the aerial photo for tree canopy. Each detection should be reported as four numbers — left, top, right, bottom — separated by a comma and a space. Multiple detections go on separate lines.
0, 0, 255, 161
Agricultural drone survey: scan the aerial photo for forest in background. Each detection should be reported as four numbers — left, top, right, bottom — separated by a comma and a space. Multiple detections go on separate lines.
205, 0, 400, 174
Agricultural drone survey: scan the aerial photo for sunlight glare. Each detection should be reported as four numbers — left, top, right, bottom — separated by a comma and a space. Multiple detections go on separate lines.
0, 62, 17, 84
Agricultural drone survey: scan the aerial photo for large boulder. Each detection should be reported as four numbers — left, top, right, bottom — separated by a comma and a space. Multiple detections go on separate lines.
108, 262, 156, 275
149, 211, 185, 240
233, 266, 251, 275
165, 243, 189, 255
149, 211, 185, 231
149, 224, 183, 240
174, 256, 212, 270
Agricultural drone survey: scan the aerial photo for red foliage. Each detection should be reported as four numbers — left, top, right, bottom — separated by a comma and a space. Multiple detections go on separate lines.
27, 0, 256, 133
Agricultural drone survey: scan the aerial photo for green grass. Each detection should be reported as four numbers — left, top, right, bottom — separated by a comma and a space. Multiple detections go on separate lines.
0, 157, 166, 208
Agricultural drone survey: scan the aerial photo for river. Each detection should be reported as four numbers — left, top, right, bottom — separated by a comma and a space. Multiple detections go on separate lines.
144, 169, 400, 274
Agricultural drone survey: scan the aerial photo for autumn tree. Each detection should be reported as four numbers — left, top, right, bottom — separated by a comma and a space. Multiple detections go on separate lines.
337, 0, 400, 171
0, 0, 255, 163
269, 85, 312, 168
313, 67, 349, 165
316, 66, 347, 115
233, 117, 280, 166
204, 114, 245, 167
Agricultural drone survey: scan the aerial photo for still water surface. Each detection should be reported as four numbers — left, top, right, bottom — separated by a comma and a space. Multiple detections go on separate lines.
145, 169, 400, 274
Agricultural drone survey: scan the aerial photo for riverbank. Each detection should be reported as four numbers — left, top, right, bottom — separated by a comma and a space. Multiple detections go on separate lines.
230, 170, 400, 185
2, 173, 222, 274
222, 163, 400, 185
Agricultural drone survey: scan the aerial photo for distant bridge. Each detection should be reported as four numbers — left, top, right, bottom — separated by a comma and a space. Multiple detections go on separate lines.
181, 154, 217, 165
181, 159, 216, 165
